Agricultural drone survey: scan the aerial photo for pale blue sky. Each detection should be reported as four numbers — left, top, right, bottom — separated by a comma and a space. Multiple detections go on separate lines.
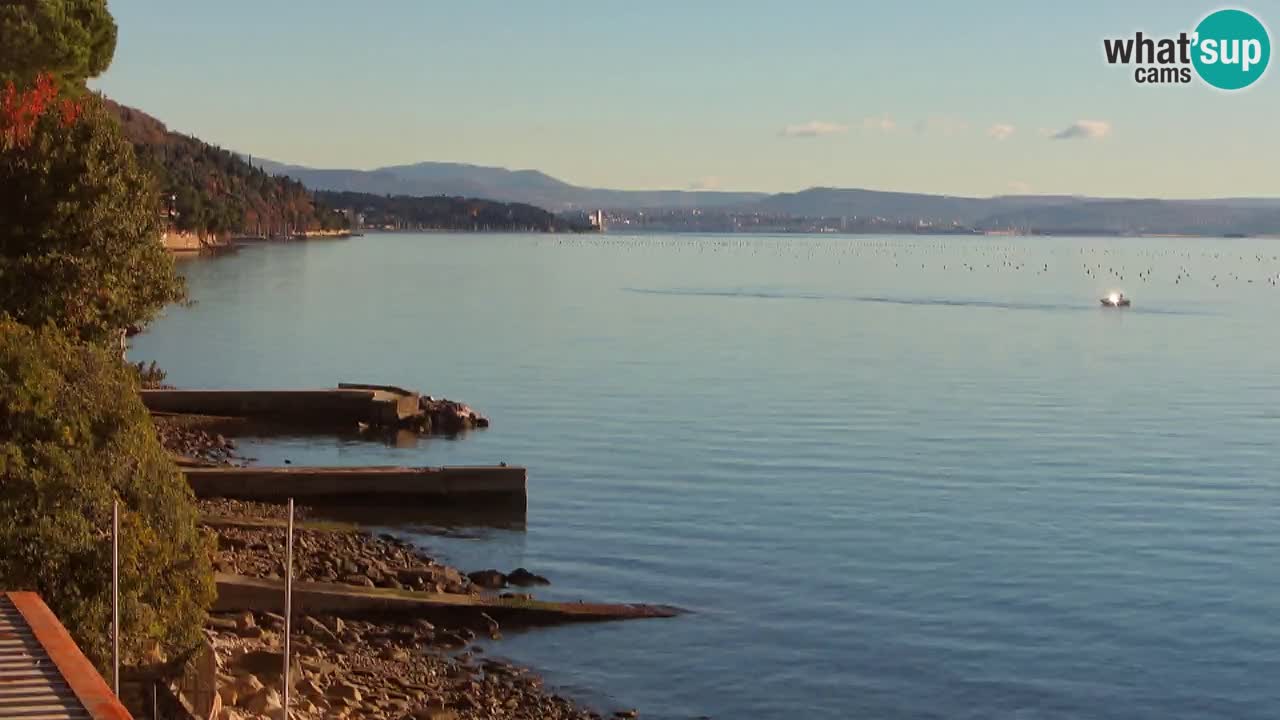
92, 1, 1276, 197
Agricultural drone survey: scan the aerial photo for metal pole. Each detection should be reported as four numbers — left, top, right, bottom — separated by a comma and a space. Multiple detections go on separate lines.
282, 498, 294, 716
112, 499, 120, 696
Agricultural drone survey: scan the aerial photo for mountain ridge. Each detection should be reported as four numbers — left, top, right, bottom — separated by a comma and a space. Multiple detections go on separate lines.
246, 157, 1280, 235
251, 158, 767, 211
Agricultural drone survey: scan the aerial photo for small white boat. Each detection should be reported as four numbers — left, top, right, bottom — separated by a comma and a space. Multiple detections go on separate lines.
1100, 291, 1131, 307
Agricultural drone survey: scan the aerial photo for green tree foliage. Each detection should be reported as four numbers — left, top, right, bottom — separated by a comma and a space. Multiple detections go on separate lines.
0, 0, 117, 85
108, 101, 350, 236
0, 91, 185, 345
319, 190, 589, 232
0, 320, 214, 670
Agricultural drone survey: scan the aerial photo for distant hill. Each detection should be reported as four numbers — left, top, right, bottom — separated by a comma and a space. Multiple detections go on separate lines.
106, 104, 586, 236
747, 187, 1003, 225
107, 101, 346, 236
743, 188, 1280, 235
316, 190, 590, 233
973, 198, 1277, 235
252, 159, 766, 212
252, 158, 1280, 235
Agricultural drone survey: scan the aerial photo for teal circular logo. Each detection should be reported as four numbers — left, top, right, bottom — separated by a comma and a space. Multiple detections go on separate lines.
1192, 9, 1270, 90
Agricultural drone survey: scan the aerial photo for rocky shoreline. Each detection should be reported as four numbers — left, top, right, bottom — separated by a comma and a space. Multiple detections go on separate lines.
205, 512, 548, 596
204, 608, 604, 720
154, 406, 644, 720
156, 414, 246, 466
195, 500, 617, 720
203, 500, 477, 595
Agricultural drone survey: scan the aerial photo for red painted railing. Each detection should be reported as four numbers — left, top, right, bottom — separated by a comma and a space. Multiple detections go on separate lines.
3, 592, 133, 720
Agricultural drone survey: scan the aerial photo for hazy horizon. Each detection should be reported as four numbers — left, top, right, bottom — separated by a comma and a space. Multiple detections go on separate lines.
93, 0, 1276, 199
249, 154, 1280, 201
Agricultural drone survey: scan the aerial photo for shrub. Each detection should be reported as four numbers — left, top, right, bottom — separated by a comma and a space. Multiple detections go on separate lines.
130, 359, 168, 389
0, 319, 213, 670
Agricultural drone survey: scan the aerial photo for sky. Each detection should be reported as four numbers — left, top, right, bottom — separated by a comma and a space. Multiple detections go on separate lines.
92, 0, 1278, 198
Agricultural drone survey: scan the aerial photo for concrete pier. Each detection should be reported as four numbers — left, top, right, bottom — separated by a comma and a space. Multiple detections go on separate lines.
141, 385, 421, 427
213, 574, 681, 627
183, 465, 526, 507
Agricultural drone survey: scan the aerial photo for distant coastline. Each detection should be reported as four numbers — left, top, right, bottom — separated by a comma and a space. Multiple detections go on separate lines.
586, 225, 1276, 240
160, 227, 1275, 256
251, 159, 1280, 238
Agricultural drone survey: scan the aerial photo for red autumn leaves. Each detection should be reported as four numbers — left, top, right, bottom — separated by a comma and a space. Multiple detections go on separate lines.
1, 73, 83, 149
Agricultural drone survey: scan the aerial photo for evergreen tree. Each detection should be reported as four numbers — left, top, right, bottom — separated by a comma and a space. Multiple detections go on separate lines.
0, 77, 185, 345
0, 0, 117, 85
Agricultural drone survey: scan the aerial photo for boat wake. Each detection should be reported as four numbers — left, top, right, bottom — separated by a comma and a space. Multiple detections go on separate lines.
625, 287, 1202, 315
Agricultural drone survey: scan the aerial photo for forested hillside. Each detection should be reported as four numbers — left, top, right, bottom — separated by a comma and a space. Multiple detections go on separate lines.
106, 100, 347, 236
317, 190, 593, 232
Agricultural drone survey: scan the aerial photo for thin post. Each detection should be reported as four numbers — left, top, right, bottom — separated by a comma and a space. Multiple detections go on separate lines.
112, 499, 120, 696
282, 498, 294, 716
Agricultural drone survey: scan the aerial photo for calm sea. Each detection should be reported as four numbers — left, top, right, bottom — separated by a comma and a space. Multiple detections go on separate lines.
134, 233, 1280, 720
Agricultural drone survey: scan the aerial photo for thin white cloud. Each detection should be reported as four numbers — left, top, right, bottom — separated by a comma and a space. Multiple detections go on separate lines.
862, 114, 896, 132
1008, 180, 1032, 194
688, 176, 723, 190
987, 123, 1016, 141
1051, 120, 1111, 140
780, 120, 849, 138
915, 116, 968, 137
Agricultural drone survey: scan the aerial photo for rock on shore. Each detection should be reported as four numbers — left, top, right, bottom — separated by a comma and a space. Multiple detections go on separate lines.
416, 397, 490, 434
155, 415, 244, 466
205, 610, 599, 720
210, 522, 476, 595
201, 499, 555, 598
202, 498, 304, 522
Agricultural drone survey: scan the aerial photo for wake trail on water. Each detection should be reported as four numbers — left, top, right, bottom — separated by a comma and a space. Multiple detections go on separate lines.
624, 287, 1205, 316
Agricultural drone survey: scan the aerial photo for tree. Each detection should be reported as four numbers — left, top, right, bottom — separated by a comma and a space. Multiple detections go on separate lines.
1, 1, 212, 679
0, 319, 215, 670
0, 75, 185, 346
0, 0, 117, 85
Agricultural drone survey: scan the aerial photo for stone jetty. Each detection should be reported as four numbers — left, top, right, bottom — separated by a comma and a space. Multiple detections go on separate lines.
214, 574, 680, 627
141, 383, 489, 434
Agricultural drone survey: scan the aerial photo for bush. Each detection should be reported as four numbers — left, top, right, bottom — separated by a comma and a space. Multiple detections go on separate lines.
130, 360, 168, 389
0, 319, 213, 670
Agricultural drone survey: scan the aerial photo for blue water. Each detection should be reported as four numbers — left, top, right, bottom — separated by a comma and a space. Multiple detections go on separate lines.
135, 233, 1280, 720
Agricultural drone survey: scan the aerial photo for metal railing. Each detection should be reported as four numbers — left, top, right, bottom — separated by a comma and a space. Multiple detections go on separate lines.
108, 496, 298, 719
